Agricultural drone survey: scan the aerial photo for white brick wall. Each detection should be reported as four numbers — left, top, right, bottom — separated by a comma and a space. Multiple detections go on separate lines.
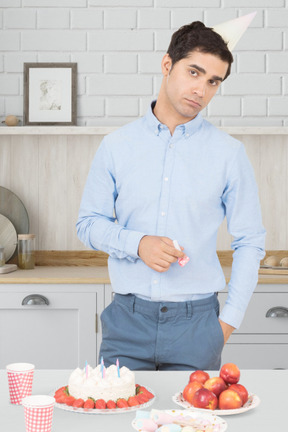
0, 2, 287, 126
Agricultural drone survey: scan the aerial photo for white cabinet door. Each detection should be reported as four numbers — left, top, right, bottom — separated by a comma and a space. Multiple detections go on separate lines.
0, 289, 99, 369
104, 283, 113, 307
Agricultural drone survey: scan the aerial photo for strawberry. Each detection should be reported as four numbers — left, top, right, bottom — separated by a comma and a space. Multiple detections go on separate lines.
106, 400, 117, 409
54, 386, 66, 397
138, 386, 154, 399
136, 393, 149, 404
135, 384, 141, 394
64, 395, 76, 406
116, 398, 129, 408
127, 396, 139, 407
95, 399, 106, 409
72, 398, 85, 408
83, 398, 95, 410
55, 393, 67, 404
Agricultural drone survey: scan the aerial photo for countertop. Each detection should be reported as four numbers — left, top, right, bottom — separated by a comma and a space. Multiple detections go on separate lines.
1, 265, 288, 284
0, 369, 285, 431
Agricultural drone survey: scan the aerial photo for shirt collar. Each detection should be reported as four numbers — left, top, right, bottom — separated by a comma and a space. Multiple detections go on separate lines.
145, 100, 203, 137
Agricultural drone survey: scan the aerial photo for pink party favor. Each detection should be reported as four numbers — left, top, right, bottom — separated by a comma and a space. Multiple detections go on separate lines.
173, 240, 190, 267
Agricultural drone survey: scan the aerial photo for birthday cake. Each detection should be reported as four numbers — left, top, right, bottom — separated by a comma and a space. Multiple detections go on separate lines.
68, 364, 135, 402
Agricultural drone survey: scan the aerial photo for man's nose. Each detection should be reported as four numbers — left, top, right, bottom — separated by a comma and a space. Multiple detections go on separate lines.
193, 80, 206, 97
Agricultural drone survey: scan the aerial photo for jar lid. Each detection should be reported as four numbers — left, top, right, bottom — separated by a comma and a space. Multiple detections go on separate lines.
18, 234, 35, 240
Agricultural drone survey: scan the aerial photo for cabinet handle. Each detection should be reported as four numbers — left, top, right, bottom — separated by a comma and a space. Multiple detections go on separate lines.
266, 307, 288, 318
22, 294, 49, 306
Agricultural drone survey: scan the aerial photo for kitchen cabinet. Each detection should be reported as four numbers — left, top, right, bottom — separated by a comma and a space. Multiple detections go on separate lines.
0, 284, 105, 369
1, 267, 288, 370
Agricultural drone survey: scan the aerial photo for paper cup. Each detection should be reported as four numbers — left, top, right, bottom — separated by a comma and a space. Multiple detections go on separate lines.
22, 395, 55, 432
6, 363, 35, 405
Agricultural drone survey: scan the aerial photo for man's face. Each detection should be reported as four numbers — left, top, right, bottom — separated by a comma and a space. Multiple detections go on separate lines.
161, 50, 229, 123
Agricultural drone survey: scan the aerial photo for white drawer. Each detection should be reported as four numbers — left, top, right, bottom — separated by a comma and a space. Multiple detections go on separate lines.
222, 343, 288, 369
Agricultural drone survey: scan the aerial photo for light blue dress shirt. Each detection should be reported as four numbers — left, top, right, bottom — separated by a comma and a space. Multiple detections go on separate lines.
77, 103, 266, 329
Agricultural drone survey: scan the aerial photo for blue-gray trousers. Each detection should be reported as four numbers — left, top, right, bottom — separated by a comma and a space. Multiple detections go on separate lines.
99, 293, 224, 371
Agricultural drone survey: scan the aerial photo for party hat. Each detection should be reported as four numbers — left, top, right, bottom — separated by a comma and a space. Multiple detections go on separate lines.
213, 11, 257, 51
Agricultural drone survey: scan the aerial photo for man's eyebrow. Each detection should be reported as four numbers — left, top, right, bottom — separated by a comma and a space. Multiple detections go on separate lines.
188, 64, 224, 82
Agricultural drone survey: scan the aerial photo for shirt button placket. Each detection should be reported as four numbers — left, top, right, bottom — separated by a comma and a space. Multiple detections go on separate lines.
152, 135, 175, 299
157, 137, 175, 236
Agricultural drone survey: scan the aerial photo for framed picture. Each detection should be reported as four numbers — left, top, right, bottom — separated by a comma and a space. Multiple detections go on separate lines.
23, 63, 77, 126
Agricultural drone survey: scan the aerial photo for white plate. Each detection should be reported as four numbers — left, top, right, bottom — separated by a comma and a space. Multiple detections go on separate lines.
0, 214, 17, 261
132, 409, 227, 432
52, 386, 155, 415
173, 391, 260, 415
0, 186, 29, 260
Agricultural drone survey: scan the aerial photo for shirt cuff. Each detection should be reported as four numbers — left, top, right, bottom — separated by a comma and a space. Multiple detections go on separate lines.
219, 303, 245, 329
124, 230, 146, 260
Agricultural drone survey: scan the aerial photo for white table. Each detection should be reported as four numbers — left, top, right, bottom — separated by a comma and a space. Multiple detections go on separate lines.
1, 369, 285, 431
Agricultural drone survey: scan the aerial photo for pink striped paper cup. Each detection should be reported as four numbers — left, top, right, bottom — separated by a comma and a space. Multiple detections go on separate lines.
22, 395, 55, 432
6, 363, 35, 405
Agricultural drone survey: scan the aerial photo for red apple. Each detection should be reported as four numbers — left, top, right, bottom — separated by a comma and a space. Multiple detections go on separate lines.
229, 384, 249, 405
192, 388, 218, 410
218, 388, 242, 410
189, 370, 210, 385
220, 363, 240, 384
183, 381, 203, 404
204, 376, 227, 397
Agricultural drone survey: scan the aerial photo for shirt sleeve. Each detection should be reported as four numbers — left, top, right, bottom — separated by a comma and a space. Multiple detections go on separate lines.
219, 143, 266, 329
76, 139, 146, 262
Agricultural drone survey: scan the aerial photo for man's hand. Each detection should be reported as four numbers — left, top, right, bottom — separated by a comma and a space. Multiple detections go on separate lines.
138, 235, 186, 273
218, 319, 235, 345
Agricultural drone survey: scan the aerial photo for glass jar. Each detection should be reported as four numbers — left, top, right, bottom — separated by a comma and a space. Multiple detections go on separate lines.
18, 234, 35, 270
0, 246, 5, 267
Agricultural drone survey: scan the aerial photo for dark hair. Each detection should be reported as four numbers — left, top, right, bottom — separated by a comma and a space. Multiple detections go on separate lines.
167, 21, 233, 80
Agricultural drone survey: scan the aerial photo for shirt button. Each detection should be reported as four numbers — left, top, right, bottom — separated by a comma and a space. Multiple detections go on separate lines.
169, 144, 173, 148
161, 211, 166, 216
161, 306, 168, 313
153, 280, 158, 284
164, 177, 168, 182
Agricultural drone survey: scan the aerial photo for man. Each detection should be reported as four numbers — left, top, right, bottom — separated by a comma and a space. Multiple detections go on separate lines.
77, 17, 265, 371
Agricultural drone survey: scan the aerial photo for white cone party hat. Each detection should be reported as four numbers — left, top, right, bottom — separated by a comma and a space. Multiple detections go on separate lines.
213, 11, 257, 51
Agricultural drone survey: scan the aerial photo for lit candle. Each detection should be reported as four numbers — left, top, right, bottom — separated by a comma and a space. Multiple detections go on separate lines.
116, 358, 120, 378
101, 356, 104, 379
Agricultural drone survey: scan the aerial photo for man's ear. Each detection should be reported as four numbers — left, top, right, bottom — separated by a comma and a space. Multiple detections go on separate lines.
161, 54, 173, 76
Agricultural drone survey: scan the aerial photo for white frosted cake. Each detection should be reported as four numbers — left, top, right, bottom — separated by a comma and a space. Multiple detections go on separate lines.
68, 364, 135, 401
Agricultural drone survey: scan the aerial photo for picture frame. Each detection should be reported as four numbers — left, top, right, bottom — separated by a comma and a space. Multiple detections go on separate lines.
23, 63, 77, 126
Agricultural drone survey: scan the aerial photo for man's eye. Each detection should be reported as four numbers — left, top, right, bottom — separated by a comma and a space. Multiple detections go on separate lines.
209, 80, 218, 86
190, 70, 198, 76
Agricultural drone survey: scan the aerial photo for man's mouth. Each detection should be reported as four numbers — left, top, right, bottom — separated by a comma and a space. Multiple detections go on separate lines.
185, 98, 201, 108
